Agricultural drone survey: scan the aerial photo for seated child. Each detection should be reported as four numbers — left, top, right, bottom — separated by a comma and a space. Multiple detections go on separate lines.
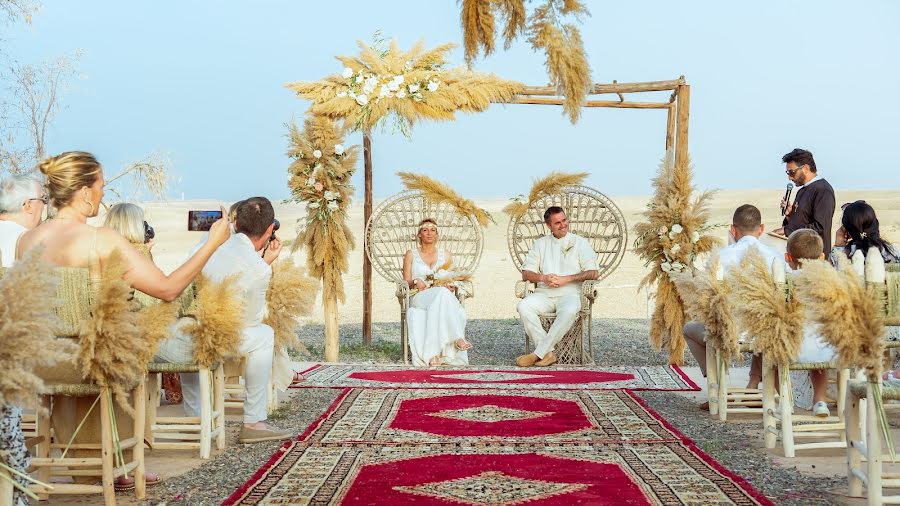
786, 229, 837, 417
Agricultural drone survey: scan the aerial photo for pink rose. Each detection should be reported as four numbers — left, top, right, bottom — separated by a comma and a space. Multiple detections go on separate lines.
314, 182, 324, 192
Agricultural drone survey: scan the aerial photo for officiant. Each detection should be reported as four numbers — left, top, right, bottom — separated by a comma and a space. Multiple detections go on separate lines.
772, 148, 835, 255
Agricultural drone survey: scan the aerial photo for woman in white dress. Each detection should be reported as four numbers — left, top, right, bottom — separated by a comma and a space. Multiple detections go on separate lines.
403, 218, 472, 366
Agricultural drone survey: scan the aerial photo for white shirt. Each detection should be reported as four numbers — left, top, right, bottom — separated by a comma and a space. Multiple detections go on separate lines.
0, 220, 27, 267
195, 233, 271, 327
711, 235, 785, 278
522, 232, 599, 297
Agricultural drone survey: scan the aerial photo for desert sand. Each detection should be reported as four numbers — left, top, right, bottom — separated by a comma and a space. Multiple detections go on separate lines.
132, 188, 898, 327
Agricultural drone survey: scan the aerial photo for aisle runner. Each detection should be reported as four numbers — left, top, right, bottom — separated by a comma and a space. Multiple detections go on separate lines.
295, 364, 699, 391
225, 389, 773, 505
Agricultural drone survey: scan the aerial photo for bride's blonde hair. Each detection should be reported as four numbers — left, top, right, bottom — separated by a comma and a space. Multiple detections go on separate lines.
416, 218, 438, 246
38, 151, 101, 209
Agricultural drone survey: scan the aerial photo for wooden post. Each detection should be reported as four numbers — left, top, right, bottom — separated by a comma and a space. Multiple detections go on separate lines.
674, 83, 691, 169
0, 466, 13, 506
665, 104, 675, 151
324, 293, 339, 362
362, 131, 373, 345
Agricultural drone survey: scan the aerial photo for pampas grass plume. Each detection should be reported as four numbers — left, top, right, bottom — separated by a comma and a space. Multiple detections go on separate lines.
672, 256, 739, 363
397, 172, 492, 227
502, 171, 588, 218
185, 275, 245, 368
265, 259, 319, 353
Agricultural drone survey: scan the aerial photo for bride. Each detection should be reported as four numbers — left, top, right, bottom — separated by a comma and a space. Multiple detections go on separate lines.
403, 218, 472, 366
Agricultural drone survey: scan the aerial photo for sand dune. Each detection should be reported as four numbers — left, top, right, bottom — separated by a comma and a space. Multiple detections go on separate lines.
129, 189, 899, 330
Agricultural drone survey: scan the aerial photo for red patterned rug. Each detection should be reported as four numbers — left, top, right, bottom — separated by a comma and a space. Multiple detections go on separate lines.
224, 389, 773, 505
293, 364, 699, 391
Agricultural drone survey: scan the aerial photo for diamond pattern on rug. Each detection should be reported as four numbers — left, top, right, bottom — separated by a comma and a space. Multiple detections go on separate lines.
393, 470, 590, 505
294, 364, 699, 391
426, 404, 553, 423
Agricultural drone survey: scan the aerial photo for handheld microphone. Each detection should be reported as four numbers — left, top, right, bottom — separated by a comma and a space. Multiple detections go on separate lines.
781, 183, 794, 216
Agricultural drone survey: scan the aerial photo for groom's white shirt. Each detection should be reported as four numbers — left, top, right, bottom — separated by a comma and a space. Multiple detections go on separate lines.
522, 232, 598, 297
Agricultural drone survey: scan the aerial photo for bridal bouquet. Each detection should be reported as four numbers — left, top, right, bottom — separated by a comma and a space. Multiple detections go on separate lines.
424, 260, 473, 289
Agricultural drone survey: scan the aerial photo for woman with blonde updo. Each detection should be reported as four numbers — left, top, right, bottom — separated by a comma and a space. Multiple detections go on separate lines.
17, 152, 230, 490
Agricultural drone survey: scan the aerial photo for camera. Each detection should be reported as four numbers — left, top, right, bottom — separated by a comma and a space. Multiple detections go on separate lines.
270, 218, 280, 242
143, 221, 155, 243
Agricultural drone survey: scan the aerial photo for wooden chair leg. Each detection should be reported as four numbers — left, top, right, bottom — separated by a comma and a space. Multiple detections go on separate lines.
779, 368, 795, 458
866, 384, 882, 506
846, 391, 864, 498
146, 373, 161, 447
132, 382, 146, 500
706, 345, 719, 417
0, 466, 13, 506
214, 363, 226, 450
35, 395, 52, 500
837, 369, 849, 442
199, 369, 212, 460
762, 357, 778, 449
99, 390, 116, 506
401, 311, 409, 364
718, 353, 730, 422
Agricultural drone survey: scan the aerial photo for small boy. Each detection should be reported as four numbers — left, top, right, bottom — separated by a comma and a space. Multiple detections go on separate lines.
786, 228, 836, 417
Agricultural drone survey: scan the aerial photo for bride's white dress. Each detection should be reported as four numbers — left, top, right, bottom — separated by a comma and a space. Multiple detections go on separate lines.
407, 248, 468, 366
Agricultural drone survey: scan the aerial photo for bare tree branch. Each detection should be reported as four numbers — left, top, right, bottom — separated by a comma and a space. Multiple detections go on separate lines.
0, 0, 40, 25
104, 152, 172, 204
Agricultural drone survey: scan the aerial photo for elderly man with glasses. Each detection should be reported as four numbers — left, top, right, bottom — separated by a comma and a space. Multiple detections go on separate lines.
0, 174, 47, 266
772, 148, 835, 255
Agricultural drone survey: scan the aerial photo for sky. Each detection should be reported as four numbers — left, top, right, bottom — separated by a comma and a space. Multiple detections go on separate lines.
2, 1, 899, 201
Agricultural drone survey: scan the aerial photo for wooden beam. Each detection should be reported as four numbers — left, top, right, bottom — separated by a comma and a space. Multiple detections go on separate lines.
517, 79, 683, 97
508, 96, 670, 109
665, 104, 675, 151
674, 84, 691, 169
362, 132, 373, 346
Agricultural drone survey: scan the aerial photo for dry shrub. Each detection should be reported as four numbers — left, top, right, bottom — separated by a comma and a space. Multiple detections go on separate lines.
397, 171, 492, 227
264, 259, 319, 353
633, 151, 720, 363
672, 256, 739, 363
727, 250, 803, 367
794, 260, 885, 377
503, 171, 588, 218
0, 246, 74, 410
184, 275, 244, 367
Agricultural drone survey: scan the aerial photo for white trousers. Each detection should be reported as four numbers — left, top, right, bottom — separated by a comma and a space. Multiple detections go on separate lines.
516, 292, 582, 359
155, 317, 275, 424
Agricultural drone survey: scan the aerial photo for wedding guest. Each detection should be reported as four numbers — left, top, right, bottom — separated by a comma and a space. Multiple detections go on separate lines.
403, 218, 470, 366
832, 200, 900, 265
0, 175, 46, 267
684, 204, 785, 409
773, 148, 835, 255
515, 206, 598, 367
16, 151, 231, 488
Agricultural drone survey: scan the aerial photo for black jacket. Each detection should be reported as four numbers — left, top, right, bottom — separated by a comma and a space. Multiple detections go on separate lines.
782, 177, 836, 254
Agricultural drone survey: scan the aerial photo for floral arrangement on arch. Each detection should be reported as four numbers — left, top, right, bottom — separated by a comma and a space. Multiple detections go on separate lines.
633, 151, 722, 364
285, 38, 523, 135
287, 115, 357, 303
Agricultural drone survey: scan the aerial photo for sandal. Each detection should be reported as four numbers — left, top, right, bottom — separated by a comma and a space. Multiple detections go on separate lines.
291, 371, 304, 384
114, 472, 160, 492
454, 339, 473, 351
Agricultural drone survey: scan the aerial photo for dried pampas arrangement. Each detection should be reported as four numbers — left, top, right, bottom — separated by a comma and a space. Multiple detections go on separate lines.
286, 38, 523, 134
671, 256, 739, 364
397, 171, 492, 227
0, 247, 74, 410
288, 116, 356, 304
184, 275, 245, 368
794, 260, 885, 376
264, 260, 319, 353
503, 171, 588, 218
727, 251, 803, 367
633, 151, 720, 364
462, 0, 590, 123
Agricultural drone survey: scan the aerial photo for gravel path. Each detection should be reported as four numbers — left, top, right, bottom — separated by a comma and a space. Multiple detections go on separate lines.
140, 319, 844, 505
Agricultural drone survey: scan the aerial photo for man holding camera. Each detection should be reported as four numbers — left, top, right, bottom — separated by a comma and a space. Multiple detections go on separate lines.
158, 196, 289, 443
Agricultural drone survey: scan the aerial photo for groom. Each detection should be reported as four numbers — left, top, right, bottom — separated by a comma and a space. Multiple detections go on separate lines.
516, 206, 599, 367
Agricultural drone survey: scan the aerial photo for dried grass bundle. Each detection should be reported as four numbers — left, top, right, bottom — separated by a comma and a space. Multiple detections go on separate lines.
727, 251, 803, 367
0, 247, 74, 410
184, 275, 245, 368
286, 39, 523, 133
461, 0, 496, 64
78, 250, 160, 413
264, 259, 319, 353
287, 116, 356, 304
502, 171, 588, 218
794, 260, 885, 376
632, 151, 720, 363
397, 171, 492, 227
672, 257, 739, 363
104, 152, 171, 202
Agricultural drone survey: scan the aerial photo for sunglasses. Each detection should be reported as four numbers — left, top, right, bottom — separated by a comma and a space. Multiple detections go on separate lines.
784, 165, 806, 176
841, 200, 867, 211
25, 196, 49, 205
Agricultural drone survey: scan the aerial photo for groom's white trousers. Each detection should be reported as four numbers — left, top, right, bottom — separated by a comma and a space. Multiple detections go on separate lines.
517, 292, 581, 359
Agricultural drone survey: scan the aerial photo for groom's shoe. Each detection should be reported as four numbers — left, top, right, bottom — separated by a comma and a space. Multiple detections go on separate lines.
535, 352, 557, 367
516, 353, 539, 367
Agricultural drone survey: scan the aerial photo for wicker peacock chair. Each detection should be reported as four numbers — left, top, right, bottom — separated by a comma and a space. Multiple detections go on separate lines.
507, 185, 627, 364
365, 190, 484, 364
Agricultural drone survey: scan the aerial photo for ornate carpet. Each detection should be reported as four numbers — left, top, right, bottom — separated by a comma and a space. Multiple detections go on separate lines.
224, 388, 773, 505
293, 364, 699, 391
